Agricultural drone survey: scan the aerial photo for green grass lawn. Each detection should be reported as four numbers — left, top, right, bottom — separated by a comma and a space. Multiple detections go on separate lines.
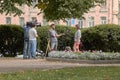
0, 67, 120, 80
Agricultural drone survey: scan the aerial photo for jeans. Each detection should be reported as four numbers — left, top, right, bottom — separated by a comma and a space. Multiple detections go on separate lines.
23, 40, 29, 59
28, 40, 37, 59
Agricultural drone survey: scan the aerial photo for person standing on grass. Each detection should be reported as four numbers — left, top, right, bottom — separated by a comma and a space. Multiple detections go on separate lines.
28, 22, 38, 59
49, 24, 64, 51
73, 24, 81, 52
23, 22, 31, 59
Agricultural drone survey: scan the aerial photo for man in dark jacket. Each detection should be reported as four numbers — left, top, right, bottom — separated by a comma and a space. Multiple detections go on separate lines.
23, 22, 31, 59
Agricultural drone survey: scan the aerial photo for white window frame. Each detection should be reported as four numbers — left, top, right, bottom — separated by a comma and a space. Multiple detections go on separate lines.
118, 18, 120, 25
101, 17, 106, 24
88, 17, 94, 27
42, 19, 48, 26
32, 17, 37, 23
78, 19, 84, 28
19, 17, 25, 26
101, 0, 106, 8
6, 17, 11, 24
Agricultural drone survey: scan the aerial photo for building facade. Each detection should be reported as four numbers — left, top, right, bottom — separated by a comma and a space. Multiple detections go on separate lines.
0, 0, 120, 27
81, 0, 119, 28
0, 4, 43, 26
68, 0, 120, 28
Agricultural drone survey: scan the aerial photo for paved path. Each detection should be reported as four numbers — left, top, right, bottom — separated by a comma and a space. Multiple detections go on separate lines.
0, 58, 120, 73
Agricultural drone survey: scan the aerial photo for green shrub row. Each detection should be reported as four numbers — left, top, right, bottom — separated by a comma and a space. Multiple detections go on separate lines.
82, 24, 120, 52
37, 25, 76, 52
0, 24, 120, 57
0, 25, 23, 57
38, 24, 120, 52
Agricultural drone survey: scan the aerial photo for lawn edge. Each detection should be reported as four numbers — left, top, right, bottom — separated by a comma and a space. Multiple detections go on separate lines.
46, 57, 120, 64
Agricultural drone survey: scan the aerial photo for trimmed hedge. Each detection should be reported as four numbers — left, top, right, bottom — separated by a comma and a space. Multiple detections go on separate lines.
1, 24, 120, 57
37, 24, 120, 52
82, 24, 120, 52
0, 25, 23, 57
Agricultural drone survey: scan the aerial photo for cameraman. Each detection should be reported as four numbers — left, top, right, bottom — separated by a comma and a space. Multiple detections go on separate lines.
23, 22, 31, 59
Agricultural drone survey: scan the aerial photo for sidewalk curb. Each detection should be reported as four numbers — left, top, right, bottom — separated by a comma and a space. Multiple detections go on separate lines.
46, 57, 120, 64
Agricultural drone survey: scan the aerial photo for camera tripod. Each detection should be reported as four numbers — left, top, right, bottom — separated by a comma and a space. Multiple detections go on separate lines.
45, 39, 51, 56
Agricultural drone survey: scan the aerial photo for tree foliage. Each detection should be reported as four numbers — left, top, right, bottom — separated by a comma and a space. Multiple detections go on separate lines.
0, 0, 32, 16
0, 0, 104, 20
37, 0, 104, 21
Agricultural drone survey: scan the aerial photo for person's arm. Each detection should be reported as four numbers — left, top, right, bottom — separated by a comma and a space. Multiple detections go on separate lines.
55, 31, 65, 37
51, 30, 64, 37
34, 29, 38, 38
35, 34, 38, 37
56, 33, 65, 37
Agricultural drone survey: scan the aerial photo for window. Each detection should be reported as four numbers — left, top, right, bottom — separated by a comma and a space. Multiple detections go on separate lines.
71, 18, 75, 25
118, 18, 120, 25
65, 19, 71, 26
67, 20, 71, 26
88, 17, 94, 27
6, 17, 11, 24
19, 17, 25, 26
43, 19, 48, 26
78, 19, 84, 28
101, 0, 106, 7
101, 17, 106, 24
20, 4, 25, 9
32, 0, 37, 7
119, 3, 120, 12
32, 17, 37, 23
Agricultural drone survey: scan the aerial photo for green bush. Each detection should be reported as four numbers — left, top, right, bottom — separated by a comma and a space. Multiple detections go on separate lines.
0, 25, 23, 57
1, 24, 120, 57
82, 24, 120, 52
37, 24, 120, 53
37, 25, 76, 52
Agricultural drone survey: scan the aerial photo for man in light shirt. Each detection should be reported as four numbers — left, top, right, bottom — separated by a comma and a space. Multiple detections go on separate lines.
28, 22, 38, 59
73, 24, 81, 52
49, 24, 64, 51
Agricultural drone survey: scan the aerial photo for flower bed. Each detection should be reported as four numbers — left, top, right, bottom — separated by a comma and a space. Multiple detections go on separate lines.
48, 51, 120, 60
48, 51, 78, 59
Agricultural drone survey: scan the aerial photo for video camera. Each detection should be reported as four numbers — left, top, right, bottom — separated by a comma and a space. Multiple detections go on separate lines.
26, 21, 41, 28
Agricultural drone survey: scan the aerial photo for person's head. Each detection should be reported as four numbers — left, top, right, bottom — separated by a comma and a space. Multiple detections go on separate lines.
26, 21, 37, 28
26, 22, 31, 27
75, 24, 80, 30
50, 24, 55, 29
31, 22, 36, 28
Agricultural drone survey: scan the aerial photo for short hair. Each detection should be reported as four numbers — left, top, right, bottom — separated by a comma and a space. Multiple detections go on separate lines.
31, 22, 36, 27
50, 24, 55, 27
26, 22, 31, 27
26, 21, 35, 27
75, 24, 80, 29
